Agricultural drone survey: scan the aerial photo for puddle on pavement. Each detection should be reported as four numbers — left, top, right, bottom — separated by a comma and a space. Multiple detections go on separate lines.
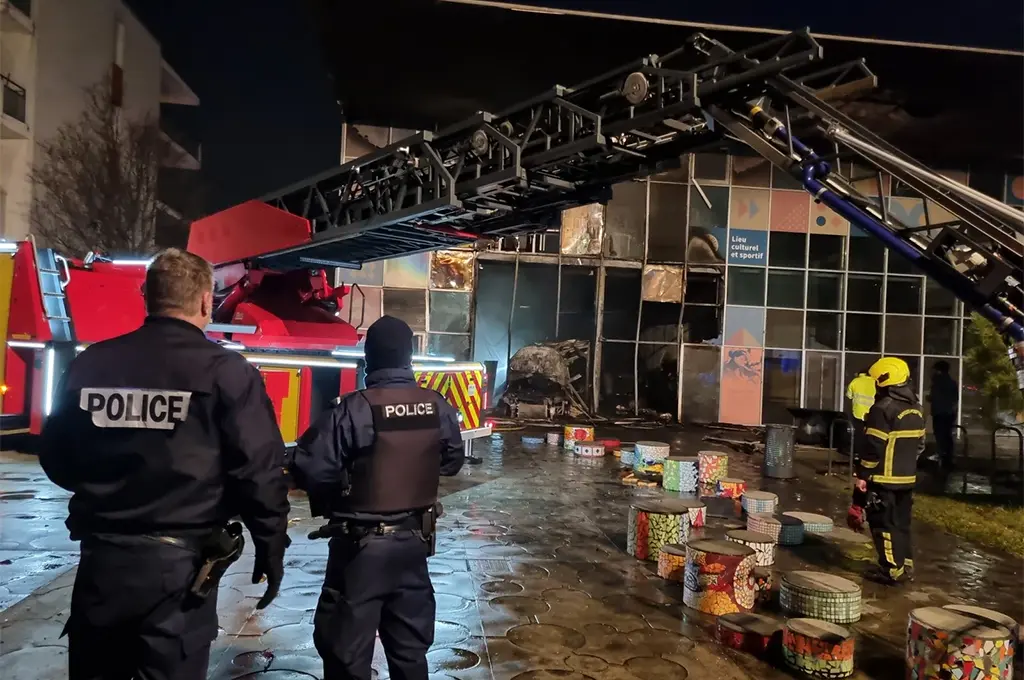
0, 491, 37, 501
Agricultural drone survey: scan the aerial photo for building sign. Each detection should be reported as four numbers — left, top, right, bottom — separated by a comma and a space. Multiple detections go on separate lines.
727, 229, 767, 265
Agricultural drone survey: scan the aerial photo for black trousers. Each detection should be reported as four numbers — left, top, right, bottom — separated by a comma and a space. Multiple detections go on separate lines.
865, 485, 914, 580
932, 414, 956, 465
314, 531, 434, 680
67, 536, 219, 680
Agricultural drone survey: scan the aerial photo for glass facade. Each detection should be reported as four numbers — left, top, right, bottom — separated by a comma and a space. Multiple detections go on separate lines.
336, 126, 1024, 426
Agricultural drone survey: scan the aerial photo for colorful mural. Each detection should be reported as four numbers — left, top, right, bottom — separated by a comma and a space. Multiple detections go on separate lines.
727, 229, 768, 265
729, 188, 770, 230
809, 200, 850, 235
720, 347, 763, 424
724, 306, 765, 347
769, 190, 810, 232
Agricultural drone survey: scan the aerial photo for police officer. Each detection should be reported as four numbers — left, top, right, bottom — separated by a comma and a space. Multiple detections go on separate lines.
39, 248, 291, 679
290, 315, 465, 680
853, 357, 925, 585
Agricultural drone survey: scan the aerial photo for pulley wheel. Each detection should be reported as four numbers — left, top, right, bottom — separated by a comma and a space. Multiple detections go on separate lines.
622, 72, 649, 105
498, 120, 515, 137
470, 129, 490, 156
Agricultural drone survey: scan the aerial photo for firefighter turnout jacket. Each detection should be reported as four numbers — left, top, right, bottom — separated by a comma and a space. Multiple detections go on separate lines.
39, 316, 291, 557
290, 367, 465, 522
856, 383, 926, 488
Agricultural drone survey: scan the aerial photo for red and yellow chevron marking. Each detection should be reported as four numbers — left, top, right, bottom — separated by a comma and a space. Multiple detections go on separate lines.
414, 370, 448, 393
445, 368, 483, 430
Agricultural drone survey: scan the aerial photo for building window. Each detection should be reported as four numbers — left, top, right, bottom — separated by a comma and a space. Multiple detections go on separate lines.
845, 313, 882, 352
848, 234, 884, 272
766, 269, 805, 308
807, 272, 842, 310
846, 274, 883, 312
768, 232, 806, 268
924, 278, 958, 316
806, 311, 841, 351
886, 276, 923, 314
923, 317, 959, 356
884, 315, 923, 355
808, 234, 844, 269
765, 309, 803, 348
726, 267, 766, 306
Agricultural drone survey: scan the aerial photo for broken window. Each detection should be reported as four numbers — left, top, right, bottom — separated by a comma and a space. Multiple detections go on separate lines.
560, 203, 604, 256
430, 249, 475, 290
603, 182, 645, 259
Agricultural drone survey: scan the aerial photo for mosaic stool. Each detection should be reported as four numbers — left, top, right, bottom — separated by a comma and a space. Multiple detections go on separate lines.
619, 447, 635, 467
718, 612, 783, 656
545, 431, 562, 446
663, 455, 698, 492
698, 450, 729, 485
780, 571, 862, 624
521, 435, 545, 446
752, 566, 773, 600
742, 490, 778, 515
782, 618, 856, 679
764, 423, 797, 479
657, 543, 687, 581
909, 606, 1015, 680
634, 441, 670, 476
726, 529, 777, 567
683, 539, 756, 616
717, 477, 747, 499
779, 513, 807, 546
574, 442, 605, 458
677, 497, 707, 528
563, 424, 593, 450
942, 604, 1020, 678
784, 511, 834, 535
627, 499, 691, 562
747, 512, 782, 541
599, 438, 621, 450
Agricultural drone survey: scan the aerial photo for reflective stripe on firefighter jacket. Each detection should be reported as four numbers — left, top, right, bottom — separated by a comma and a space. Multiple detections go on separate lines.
846, 374, 877, 421
857, 384, 925, 488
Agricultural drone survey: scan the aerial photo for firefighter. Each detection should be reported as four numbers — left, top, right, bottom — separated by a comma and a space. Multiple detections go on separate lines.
39, 248, 291, 680
852, 357, 925, 585
290, 314, 465, 680
844, 369, 877, 455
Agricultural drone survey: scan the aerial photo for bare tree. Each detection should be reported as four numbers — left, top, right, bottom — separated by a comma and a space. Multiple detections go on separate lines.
29, 75, 166, 255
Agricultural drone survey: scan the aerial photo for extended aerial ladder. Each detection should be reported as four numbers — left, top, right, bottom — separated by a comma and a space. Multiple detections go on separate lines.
209, 30, 1024, 390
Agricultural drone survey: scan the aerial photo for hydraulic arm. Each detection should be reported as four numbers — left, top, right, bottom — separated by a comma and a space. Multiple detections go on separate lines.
249, 29, 1024, 389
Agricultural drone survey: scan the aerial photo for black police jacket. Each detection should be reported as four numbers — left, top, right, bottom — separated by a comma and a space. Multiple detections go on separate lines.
290, 367, 465, 522
39, 316, 290, 559
857, 383, 926, 489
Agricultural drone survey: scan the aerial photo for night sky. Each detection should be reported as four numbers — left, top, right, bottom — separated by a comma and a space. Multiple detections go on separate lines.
126, 0, 341, 214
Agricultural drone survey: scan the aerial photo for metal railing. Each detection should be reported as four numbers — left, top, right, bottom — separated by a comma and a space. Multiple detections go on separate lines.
1, 78, 26, 123
992, 425, 1024, 478
160, 117, 201, 161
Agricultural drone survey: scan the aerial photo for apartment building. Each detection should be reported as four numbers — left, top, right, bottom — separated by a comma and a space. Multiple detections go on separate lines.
0, 0, 199, 243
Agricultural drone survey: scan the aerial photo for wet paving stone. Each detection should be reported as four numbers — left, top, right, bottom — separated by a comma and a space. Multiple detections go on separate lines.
507, 623, 587, 653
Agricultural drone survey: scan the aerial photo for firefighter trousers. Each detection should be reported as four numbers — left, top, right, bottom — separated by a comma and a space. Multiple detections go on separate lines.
866, 485, 914, 581
314, 530, 434, 680
66, 535, 219, 680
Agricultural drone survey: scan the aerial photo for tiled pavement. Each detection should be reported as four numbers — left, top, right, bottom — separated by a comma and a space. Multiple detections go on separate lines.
1, 430, 1021, 679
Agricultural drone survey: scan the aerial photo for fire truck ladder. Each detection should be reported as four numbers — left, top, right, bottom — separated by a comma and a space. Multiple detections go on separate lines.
251, 28, 1023, 387
33, 241, 75, 343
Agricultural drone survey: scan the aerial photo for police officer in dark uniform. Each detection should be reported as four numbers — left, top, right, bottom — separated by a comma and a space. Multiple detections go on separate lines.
290, 315, 465, 680
39, 248, 291, 680
854, 356, 926, 585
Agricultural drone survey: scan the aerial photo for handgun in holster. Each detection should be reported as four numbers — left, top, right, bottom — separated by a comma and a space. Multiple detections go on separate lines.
422, 502, 443, 557
190, 522, 245, 600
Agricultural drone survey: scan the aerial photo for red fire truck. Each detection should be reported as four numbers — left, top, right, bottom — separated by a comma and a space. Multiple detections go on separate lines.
0, 201, 491, 449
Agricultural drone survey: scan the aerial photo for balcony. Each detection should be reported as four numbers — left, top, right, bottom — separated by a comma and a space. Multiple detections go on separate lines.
0, 78, 29, 139
159, 118, 201, 171
1, 0, 33, 33
160, 59, 199, 106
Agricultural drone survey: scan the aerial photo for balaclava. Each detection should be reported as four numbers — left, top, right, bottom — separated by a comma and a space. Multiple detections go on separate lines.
364, 315, 414, 373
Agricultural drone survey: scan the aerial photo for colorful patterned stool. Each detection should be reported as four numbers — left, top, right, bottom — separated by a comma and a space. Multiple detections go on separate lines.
657, 543, 687, 581
574, 442, 605, 458
779, 513, 807, 546
563, 424, 594, 450
599, 438, 621, 450
909, 606, 1015, 680
780, 571, 862, 624
683, 539, 757, 616
752, 566, 773, 600
747, 512, 781, 541
663, 456, 697, 492
726, 529, 777, 567
782, 618, 856, 678
717, 612, 782, 656
942, 604, 1020, 679
784, 511, 834, 535
741, 490, 778, 515
634, 441, 670, 476
545, 431, 562, 446
698, 450, 729, 485
626, 499, 691, 562
677, 497, 706, 528
717, 477, 747, 499
619, 447, 635, 467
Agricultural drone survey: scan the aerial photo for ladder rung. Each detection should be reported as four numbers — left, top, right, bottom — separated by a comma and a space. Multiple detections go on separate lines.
38, 268, 61, 275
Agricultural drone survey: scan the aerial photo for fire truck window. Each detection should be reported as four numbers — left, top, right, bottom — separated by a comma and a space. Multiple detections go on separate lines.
429, 291, 470, 333
382, 288, 426, 331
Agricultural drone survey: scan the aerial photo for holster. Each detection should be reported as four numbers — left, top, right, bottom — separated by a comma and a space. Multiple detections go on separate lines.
189, 522, 245, 600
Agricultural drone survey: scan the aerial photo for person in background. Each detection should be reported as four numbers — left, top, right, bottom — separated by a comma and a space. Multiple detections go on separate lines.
852, 357, 925, 585
39, 249, 290, 679
845, 369, 877, 455
927, 360, 959, 469
291, 315, 465, 680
